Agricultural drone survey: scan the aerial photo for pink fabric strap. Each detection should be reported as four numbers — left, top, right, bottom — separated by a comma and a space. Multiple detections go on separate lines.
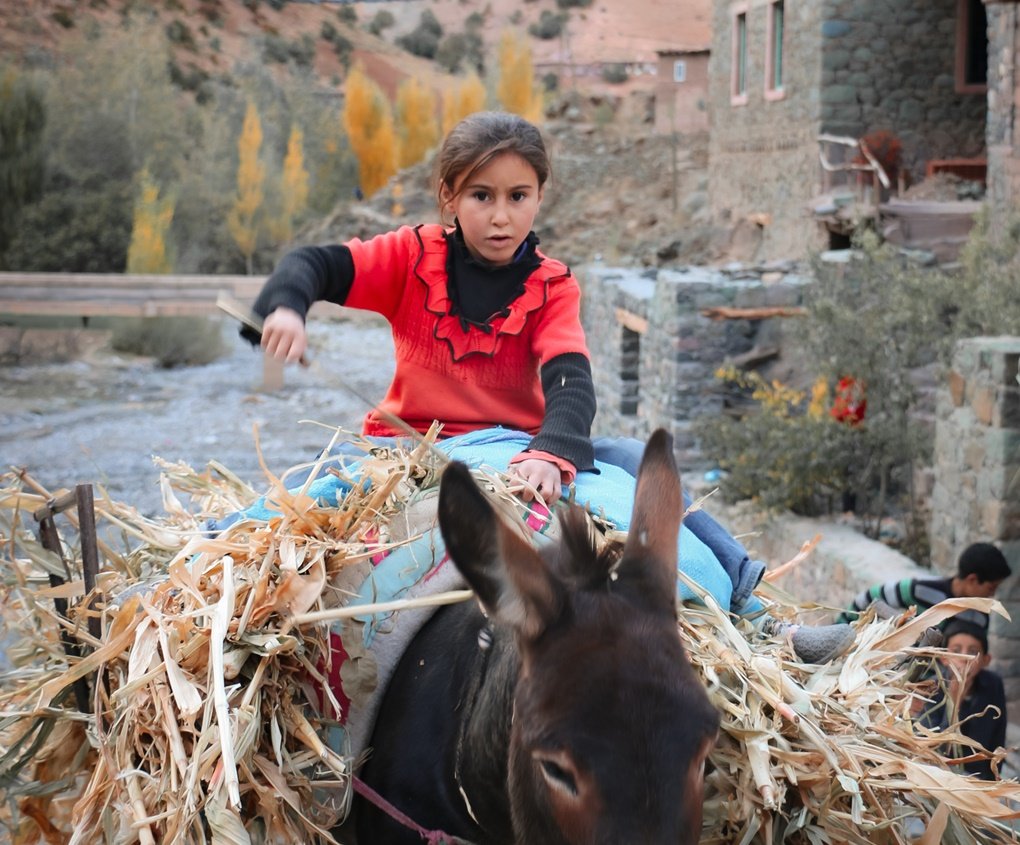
352, 776, 474, 844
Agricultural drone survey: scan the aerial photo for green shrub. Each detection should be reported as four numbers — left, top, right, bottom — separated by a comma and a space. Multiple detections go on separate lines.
367, 9, 395, 36
166, 19, 197, 50
600, 63, 628, 84
396, 12, 443, 60
110, 316, 224, 368
556, 0, 593, 8
696, 369, 860, 516
336, 4, 357, 24
51, 8, 75, 28
529, 10, 566, 39
699, 226, 1020, 553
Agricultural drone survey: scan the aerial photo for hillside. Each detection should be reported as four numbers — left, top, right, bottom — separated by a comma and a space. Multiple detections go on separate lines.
0, 0, 723, 271
0, 0, 709, 97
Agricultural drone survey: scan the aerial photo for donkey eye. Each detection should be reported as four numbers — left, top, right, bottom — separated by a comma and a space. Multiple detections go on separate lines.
536, 754, 579, 797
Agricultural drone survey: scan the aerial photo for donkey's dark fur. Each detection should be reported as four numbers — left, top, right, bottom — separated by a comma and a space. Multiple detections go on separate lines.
353, 429, 719, 845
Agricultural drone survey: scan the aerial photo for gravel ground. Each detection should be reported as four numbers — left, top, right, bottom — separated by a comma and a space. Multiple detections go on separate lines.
0, 315, 396, 516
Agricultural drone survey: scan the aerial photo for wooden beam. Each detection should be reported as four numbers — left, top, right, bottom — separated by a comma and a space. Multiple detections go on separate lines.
615, 307, 649, 334
700, 305, 808, 321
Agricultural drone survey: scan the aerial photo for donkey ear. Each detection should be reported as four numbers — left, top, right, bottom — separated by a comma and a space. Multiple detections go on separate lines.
615, 429, 682, 618
438, 462, 563, 640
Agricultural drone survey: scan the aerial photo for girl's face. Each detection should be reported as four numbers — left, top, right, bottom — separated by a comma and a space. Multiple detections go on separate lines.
441, 152, 544, 266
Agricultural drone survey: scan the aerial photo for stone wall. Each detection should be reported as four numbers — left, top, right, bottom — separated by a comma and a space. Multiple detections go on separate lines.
579, 262, 807, 467
708, 0, 987, 261
821, 0, 986, 180
708, 0, 825, 260
930, 336, 1020, 714
986, 3, 1020, 233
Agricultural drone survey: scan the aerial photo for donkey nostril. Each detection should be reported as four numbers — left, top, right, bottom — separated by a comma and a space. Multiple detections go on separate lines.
537, 757, 579, 797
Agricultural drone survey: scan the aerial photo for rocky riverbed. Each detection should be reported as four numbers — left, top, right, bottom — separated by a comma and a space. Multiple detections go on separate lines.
0, 315, 396, 516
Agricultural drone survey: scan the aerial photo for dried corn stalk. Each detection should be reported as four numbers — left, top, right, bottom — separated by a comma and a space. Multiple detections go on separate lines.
0, 432, 1018, 844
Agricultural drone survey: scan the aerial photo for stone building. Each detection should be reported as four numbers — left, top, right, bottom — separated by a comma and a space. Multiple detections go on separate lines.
707, 0, 989, 260
580, 262, 806, 466
986, 1, 1020, 232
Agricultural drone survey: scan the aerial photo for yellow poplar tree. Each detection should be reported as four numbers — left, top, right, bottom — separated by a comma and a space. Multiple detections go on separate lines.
343, 63, 397, 197
267, 123, 310, 245
395, 77, 439, 169
441, 73, 486, 135
227, 100, 265, 274
496, 32, 543, 123
127, 168, 174, 274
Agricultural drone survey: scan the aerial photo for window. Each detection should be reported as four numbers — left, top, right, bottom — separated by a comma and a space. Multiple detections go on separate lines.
956, 0, 988, 93
673, 60, 687, 83
731, 6, 748, 104
765, 0, 785, 99
619, 327, 640, 416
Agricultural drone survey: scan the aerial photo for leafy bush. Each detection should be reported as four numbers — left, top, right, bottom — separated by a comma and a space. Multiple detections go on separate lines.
696, 369, 860, 516
529, 10, 566, 39
336, 4, 356, 25
436, 31, 484, 74
556, 0, 593, 7
6, 183, 134, 272
51, 8, 75, 28
367, 9, 395, 36
700, 226, 1020, 552
110, 317, 224, 368
601, 63, 629, 84
166, 19, 197, 50
396, 11, 443, 60
261, 33, 315, 67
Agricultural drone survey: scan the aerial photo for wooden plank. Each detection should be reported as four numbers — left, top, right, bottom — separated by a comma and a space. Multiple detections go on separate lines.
0, 271, 271, 319
700, 306, 808, 321
615, 307, 649, 334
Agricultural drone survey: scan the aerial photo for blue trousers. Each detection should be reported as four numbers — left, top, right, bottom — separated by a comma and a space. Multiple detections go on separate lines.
593, 436, 765, 613
282, 433, 765, 613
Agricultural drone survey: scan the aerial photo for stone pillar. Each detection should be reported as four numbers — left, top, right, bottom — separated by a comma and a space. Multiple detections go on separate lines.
930, 337, 1020, 714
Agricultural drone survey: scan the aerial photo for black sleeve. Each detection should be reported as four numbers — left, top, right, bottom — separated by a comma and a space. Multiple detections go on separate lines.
526, 352, 597, 472
240, 245, 355, 345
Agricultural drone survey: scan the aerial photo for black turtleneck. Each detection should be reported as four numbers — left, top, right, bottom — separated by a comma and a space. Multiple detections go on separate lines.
243, 229, 596, 472
443, 225, 542, 332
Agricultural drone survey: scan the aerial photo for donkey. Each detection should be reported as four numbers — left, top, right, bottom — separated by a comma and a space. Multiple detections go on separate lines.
353, 429, 719, 844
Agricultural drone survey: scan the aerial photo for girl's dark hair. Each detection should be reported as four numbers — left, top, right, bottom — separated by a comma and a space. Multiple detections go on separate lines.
435, 111, 551, 215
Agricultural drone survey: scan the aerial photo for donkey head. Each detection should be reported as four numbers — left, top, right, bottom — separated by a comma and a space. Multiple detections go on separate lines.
437, 430, 719, 845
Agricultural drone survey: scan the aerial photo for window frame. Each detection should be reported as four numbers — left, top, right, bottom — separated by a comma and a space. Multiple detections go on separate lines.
673, 60, 687, 83
764, 0, 785, 101
730, 3, 749, 106
955, 0, 988, 94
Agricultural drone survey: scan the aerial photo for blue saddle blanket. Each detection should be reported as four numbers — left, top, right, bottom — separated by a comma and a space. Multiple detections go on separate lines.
233, 427, 734, 615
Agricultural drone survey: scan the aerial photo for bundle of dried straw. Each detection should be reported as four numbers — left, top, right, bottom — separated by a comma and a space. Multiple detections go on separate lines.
0, 431, 1017, 844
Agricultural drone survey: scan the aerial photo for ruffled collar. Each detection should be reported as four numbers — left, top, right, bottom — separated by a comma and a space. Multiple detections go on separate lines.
413, 225, 569, 361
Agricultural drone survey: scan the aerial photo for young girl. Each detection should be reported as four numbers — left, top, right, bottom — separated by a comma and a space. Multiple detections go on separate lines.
248, 111, 592, 505
245, 111, 851, 662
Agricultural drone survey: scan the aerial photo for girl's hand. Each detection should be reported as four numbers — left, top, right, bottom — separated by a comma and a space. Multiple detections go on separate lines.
262, 307, 307, 363
511, 458, 563, 505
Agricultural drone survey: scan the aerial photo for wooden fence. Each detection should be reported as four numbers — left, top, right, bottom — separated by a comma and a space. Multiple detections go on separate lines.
0, 272, 268, 318
0, 272, 346, 389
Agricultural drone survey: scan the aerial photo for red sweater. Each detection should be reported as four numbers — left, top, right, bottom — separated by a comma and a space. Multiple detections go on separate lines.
344, 225, 590, 439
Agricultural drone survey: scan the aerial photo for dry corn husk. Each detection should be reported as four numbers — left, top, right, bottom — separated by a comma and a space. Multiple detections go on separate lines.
1, 431, 1018, 844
